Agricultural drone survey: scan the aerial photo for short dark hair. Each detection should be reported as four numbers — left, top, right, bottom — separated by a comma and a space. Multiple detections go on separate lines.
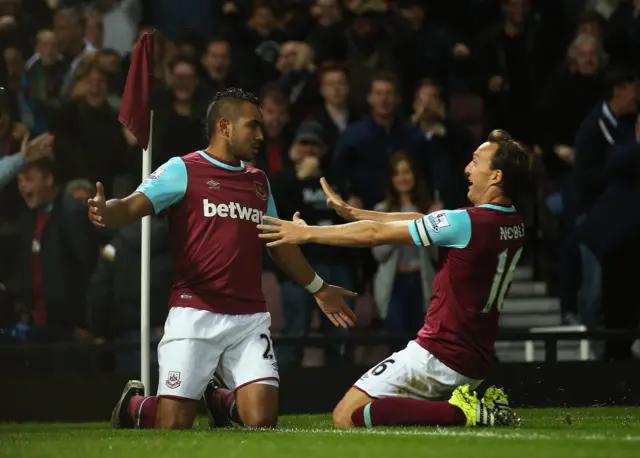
317, 61, 349, 82
369, 72, 400, 93
22, 158, 58, 182
169, 53, 198, 73
260, 88, 288, 107
55, 7, 86, 29
606, 66, 638, 90
205, 87, 259, 138
487, 129, 534, 200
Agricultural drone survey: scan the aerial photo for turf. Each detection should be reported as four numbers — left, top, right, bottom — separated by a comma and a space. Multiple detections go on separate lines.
1, 407, 639, 458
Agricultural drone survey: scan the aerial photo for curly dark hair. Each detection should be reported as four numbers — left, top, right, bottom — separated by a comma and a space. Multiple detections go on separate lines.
205, 87, 259, 138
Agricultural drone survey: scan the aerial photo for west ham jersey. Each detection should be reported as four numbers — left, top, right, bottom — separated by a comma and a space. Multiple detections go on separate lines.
136, 151, 278, 315
407, 204, 525, 379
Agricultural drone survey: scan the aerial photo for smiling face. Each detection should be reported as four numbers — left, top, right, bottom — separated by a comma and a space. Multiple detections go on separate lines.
464, 142, 501, 205
391, 159, 415, 194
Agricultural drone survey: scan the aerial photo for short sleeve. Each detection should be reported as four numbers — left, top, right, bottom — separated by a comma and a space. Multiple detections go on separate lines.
135, 157, 187, 214
407, 209, 472, 249
265, 177, 279, 219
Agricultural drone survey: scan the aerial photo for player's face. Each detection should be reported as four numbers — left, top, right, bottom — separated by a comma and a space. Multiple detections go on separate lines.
229, 103, 264, 161
391, 159, 415, 194
465, 142, 501, 204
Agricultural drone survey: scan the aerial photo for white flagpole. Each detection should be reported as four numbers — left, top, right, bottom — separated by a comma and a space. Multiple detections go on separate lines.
140, 110, 154, 396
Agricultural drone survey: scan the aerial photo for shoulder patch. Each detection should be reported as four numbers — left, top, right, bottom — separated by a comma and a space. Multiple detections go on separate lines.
426, 212, 450, 233
147, 167, 166, 181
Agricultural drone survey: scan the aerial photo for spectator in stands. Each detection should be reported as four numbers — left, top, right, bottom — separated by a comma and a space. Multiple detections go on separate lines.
536, 33, 607, 195
13, 158, 98, 344
411, 79, 474, 210
86, 0, 141, 57
0, 100, 29, 282
84, 10, 103, 50
19, 30, 66, 135
338, 1, 401, 114
579, 141, 640, 356
372, 153, 436, 336
254, 88, 294, 176
199, 39, 234, 95
275, 41, 322, 122
605, 0, 640, 66
573, 67, 639, 215
306, 0, 345, 64
220, 1, 287, 85
576, 9, 608, 44
560, 67, 638, 324
95, 49, 124, 109
48, 60, 131, 197
395, 0, 470, 105
86, 215, 172, 372
147, 54, 208, 170
333, 73, 431, 210
53, 7, 98, 97
474, 0, 553, 144
0, 0, 40, 59
270, 121, 357, 367
3, 46, 24, 92
0, 131, 53, 191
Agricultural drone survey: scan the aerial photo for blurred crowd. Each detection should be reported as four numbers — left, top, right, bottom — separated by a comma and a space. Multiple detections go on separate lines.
0, 0, 639, 370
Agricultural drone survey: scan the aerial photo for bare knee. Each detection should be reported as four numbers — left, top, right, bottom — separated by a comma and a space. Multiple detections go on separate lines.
235, 383, 279, 429
332, 406, 354, 429
242, 411, 278, 429
155, 397, 197, 430
333, 387, 374, 429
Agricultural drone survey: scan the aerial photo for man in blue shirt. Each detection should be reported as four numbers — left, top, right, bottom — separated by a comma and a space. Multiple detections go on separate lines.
332, 73, 432, 210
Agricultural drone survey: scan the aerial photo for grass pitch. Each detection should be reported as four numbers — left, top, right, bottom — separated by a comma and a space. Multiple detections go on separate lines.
1, 407, 639, 458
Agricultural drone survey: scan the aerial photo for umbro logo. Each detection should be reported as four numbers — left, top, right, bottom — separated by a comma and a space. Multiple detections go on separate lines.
207, 180, 220, 190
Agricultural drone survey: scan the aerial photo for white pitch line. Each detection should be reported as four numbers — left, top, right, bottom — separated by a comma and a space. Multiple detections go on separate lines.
268, 428, 640, 442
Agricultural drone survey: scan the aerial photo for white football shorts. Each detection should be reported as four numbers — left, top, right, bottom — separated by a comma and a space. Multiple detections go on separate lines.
354, 341, 482, 400
156, 307, 279, 400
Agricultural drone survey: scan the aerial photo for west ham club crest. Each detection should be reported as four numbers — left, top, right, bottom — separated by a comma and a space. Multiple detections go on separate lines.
254, 181, 267, 200
165, 371, 182, 389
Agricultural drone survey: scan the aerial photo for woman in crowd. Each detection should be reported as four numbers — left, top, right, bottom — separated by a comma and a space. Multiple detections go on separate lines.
372, 153, 437, 335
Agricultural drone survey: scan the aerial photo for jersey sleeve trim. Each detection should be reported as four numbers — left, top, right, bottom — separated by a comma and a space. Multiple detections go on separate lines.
408, 218, 431, 246
421, 209, 472, 249
265, 176, 279, 219
135, 157, 188, 214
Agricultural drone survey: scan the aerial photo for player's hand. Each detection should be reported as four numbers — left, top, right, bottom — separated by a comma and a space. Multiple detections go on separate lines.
314, 283, 358, 328
321, 177, 359, 221
258, 212, 308, 247
88, 182, 107, 228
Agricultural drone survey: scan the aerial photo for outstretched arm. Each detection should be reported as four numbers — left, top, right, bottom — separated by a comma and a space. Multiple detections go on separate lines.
264, 184, 357, 328
88, 157, 186, 229
259, 209, 472, 249
320, 177, 424, 223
